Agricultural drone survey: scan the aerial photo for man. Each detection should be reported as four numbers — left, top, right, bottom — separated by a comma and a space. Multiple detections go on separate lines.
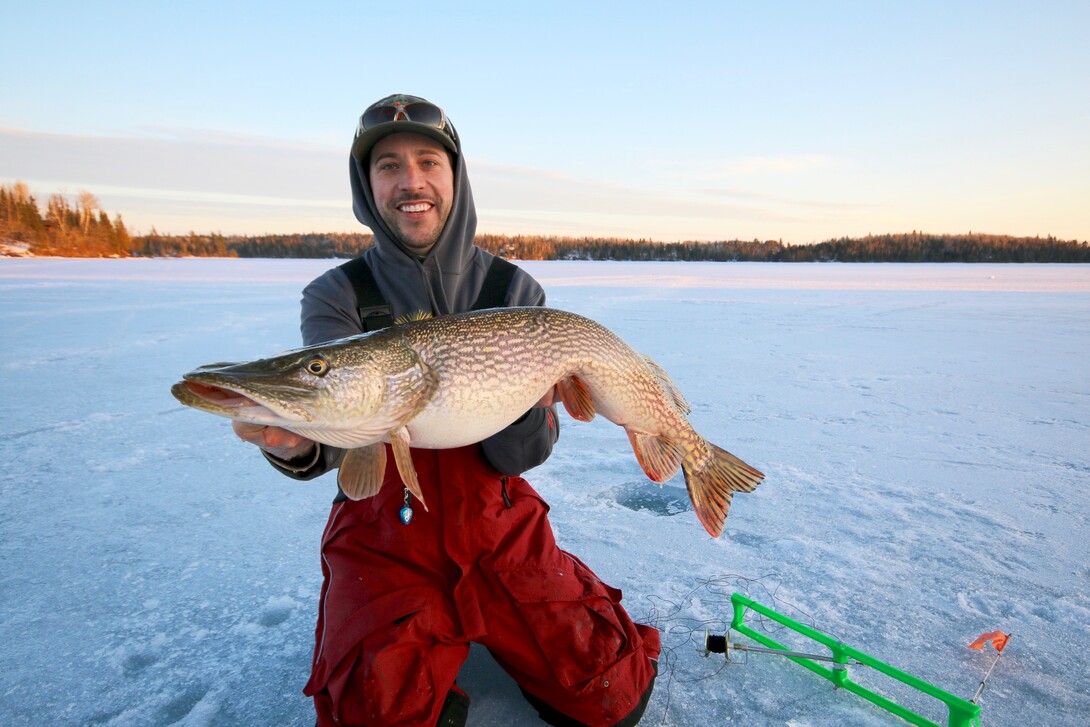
234, 94, 660, 727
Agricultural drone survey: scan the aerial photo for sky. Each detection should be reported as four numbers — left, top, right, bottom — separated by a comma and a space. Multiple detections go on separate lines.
1, 1, 1088, 243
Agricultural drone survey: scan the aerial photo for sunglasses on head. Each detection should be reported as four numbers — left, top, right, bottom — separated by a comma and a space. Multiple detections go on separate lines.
360, 98, 456, 145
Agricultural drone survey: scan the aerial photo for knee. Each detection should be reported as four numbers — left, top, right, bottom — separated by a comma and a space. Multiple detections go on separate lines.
520, 657, 658, 727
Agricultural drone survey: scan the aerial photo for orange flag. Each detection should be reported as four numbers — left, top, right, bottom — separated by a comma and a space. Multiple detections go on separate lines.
969, 631, 1009, 652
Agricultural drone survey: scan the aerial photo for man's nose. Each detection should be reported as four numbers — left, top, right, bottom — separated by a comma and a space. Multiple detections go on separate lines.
398, 165, 426, 189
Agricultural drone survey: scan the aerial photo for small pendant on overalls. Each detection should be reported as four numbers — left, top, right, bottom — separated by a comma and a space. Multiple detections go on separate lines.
399, 487, 413, 525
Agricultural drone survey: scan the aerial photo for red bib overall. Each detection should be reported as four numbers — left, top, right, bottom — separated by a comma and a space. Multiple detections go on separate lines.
303, 444, 660, 726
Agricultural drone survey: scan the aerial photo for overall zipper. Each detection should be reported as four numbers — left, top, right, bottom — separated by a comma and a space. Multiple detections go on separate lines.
500, 477, 513, 509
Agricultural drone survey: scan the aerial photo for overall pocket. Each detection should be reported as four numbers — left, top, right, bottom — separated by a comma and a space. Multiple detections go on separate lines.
494, 555, 629, 689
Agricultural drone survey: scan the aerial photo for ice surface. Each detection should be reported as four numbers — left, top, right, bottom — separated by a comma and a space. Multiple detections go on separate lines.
1, 259, 1088, 726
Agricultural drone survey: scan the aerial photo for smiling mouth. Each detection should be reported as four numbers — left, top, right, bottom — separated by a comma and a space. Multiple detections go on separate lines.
398, 202, 433, 213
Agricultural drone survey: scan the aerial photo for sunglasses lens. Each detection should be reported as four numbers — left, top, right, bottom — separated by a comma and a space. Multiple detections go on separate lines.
362, 101, 444, 131
362, 105, 398, 128
401, 102, 444, 127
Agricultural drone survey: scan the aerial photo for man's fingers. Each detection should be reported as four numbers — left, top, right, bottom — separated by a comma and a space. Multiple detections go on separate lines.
534, 385, 558, 408
232, 420, 266, 443
263, 426, 304, 449
231, 422, 313, 459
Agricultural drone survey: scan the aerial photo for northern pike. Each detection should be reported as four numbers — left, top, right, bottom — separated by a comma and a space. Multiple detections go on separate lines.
171, 307, 764, 537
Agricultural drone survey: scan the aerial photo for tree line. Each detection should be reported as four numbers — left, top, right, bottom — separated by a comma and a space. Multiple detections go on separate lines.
3, 181, 1088, 262
1, 182, 132, 256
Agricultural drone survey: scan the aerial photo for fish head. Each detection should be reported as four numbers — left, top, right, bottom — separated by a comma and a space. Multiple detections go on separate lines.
171, 336, 392, 444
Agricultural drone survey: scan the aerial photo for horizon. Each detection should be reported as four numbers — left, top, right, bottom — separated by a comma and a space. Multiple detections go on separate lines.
2, 2, 1088, 243
6, 178, 1089, 250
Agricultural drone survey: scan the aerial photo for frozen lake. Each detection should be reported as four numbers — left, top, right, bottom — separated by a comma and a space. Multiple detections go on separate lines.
1, 259, 1088, 726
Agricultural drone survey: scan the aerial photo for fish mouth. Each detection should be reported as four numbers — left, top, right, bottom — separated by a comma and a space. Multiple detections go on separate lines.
171, 375, 313, 424
175, 380, 269, 411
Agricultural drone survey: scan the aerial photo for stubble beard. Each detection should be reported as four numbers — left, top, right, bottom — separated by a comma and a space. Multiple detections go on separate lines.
381, 200, 450, 256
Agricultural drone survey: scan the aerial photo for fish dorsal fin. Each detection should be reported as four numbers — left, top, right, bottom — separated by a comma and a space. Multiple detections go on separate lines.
643, 355, 691, 414
626, 429, 684, 482
389, 426, 426, 511
393, 310, 433, 325
557, 375, 596, 422
338, 443, 387, 501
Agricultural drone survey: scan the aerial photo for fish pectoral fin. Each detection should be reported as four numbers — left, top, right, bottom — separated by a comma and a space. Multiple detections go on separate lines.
389, 427, 427, 512
557, 375, 596, 422
683, 443, 765, 539
338, 443, 387, 501
627, 429, 684, 482
643, 355, 691, 414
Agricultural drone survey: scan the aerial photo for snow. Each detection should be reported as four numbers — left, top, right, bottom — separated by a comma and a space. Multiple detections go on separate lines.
1, 258, 1088, 727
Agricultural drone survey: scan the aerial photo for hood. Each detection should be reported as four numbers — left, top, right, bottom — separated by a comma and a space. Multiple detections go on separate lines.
349, 121, 480, 316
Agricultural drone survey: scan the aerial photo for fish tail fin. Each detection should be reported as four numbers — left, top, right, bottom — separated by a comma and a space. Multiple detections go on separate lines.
684, 443, 764, 538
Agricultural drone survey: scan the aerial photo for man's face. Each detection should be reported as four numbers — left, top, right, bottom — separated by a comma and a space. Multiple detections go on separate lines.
368, 132, 455, 256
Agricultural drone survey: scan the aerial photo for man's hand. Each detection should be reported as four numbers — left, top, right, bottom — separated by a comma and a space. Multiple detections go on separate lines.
535, 385, 558, 408
232, 421, 316, 462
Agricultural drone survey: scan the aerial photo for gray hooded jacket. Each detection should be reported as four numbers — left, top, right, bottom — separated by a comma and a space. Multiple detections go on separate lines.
267, 121, 558, 485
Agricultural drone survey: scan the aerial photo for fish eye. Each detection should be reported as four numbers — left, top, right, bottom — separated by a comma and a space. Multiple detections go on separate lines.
305, 356, 330, 377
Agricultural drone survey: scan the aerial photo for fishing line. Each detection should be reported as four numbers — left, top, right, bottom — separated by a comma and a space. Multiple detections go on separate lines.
638, 573, 821, 722
639, 575, 1007, 726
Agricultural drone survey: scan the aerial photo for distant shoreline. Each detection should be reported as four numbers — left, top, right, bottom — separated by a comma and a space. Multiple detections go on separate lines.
4, 257, 1088, 294
4, 180, 1088, 262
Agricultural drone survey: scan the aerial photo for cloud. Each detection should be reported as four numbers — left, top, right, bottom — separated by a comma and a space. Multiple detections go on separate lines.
1, 127, 867, 241
0, 126, 344, 197
0, 126, 353, 234
469, 159, 863, 240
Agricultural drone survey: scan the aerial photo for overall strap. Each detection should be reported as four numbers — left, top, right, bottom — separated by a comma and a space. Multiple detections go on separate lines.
340, 255, 518, 331
472, 256, 517, 310
339, 257, 393, 332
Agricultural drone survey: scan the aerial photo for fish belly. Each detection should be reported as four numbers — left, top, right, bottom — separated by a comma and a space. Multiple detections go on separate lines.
401, 382, 545, 449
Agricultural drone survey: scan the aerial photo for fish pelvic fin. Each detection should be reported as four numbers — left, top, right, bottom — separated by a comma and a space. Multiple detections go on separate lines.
338, 443, 387, 501
557, 375, 596, 422
390, 426, 426, 511
627, 429, 684, 482
643, 355, 691, 414
683, 443, 765, 538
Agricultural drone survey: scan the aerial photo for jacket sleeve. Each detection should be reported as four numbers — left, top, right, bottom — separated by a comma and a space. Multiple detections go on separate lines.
262, 268, 356, 481
478, 267, 561, 476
